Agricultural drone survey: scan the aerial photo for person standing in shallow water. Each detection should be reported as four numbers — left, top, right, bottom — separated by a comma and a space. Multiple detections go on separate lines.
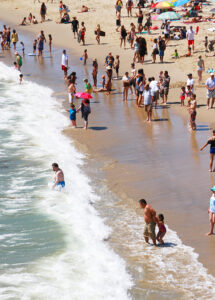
139, 199, 157, 246
207, 186, 215, 235
77, 99, 91, 130
200, 129, 215, 172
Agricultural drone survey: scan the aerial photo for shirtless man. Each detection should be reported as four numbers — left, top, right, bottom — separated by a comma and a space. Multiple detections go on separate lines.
139, 199, 157, 245
52, 163, 65, 189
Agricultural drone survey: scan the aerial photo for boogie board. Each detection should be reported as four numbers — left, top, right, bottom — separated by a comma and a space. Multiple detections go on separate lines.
94, 30, 106, 36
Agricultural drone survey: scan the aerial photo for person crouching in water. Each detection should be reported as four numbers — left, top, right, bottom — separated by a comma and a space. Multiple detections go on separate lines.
52, 163, 65, 189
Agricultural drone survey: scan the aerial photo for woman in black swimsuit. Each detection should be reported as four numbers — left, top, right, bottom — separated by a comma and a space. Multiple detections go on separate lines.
201, 129, 215, 172
136, 9, 143, 32
120, 25, 127, 49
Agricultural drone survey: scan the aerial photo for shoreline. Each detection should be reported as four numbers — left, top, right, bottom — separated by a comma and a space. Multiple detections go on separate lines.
1, 1, 215, 297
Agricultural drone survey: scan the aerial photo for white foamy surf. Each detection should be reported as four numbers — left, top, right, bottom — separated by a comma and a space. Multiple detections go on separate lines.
0, 62, 132, 300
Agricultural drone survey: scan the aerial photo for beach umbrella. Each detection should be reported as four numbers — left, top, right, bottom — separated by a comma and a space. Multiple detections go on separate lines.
158, 11, 180, 20
75, 92, 93, 99
154, 1, 174, 8
173, 0, 189, 7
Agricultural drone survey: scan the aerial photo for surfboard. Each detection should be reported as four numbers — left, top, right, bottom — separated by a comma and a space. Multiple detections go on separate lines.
94, 30, 106, 36
28, 53, 36, 56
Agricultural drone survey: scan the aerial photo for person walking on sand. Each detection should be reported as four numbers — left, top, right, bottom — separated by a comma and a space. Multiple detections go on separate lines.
187, 73, 194, 93
187, 26, 195, 53
40, 2, 47, 22
120, 25, 127, 49
116, 10, 121, 32
95, 24, 101, 45
205, 73, 215, 109
158, 36, 165, 63
200, 129, 215, 172
207, 186, 215, 235
126, 0, 133, 17
197, 56, 204, 84
71, 17, 79, 38
61, 49, 68, 78
52, 163, 65, 189
80, 22, 86, 45
139, 199, 157, 246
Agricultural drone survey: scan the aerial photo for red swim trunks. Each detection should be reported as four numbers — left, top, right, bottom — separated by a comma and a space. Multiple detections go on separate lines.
61, 65, 67, 71
188, 40, 194, 46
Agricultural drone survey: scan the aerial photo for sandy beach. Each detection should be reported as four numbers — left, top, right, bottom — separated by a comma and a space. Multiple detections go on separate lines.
0, 0, 215, 298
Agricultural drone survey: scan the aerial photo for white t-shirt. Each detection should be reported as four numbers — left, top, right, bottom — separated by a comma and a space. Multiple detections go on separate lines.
187, 29, 195, 41
62, 54, 68, 66
143, 90, 152, 105
122, 75, 130, 81
149, 80, 159, 96
205, 77, 215, 89
164, 24, 170, 34
210, 195, 215, 213
187, 78, 194, 92
131, 68, 136, 77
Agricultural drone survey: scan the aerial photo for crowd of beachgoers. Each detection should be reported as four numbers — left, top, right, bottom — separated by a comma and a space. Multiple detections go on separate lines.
0, 0, 215, 245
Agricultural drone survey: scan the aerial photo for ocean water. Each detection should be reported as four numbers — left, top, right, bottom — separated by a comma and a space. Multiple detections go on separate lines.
0, 62, 132, 300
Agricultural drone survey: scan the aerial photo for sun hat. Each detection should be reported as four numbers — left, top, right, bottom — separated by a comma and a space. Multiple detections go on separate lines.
210, 73, 214, 76
211, 186, 215, 192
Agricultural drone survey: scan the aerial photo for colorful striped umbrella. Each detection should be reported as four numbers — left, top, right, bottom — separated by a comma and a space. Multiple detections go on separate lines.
154, 1, 174, 8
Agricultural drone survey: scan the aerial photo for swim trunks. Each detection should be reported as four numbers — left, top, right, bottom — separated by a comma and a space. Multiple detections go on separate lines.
143, 222, 156, 239
57, 181, 65, 188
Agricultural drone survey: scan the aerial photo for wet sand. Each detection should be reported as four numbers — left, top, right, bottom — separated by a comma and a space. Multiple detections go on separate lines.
68, 78, 215, 277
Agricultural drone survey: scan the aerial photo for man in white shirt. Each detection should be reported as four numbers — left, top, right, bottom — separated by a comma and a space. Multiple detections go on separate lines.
143, 84, 153, 122
205, 73, 215, 109
187, 73, 195, 93
187, 26, 195, 52
149, 77, 159, 109
61, 49, 68, 78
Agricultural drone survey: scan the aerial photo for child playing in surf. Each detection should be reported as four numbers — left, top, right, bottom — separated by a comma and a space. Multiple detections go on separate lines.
19, 74, 23, 84
156, 214, 166, 244
180, 86, 186, 106
66, 103, 77, 128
